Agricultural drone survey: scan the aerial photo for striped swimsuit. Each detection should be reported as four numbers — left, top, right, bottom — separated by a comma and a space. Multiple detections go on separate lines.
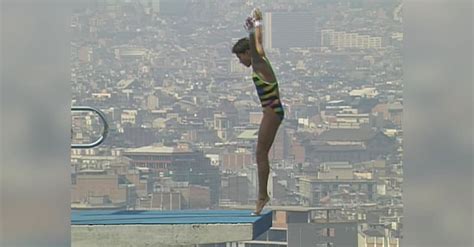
252, 57, 284, 121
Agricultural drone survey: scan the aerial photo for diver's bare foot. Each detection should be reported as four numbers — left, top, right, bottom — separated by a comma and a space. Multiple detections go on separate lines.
252, 196, 270, 215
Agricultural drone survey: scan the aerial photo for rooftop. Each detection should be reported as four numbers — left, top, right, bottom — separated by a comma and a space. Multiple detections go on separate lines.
124, 144, 194, 154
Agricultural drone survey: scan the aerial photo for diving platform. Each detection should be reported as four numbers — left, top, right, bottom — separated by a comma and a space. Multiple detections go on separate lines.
71, 209, 272, 246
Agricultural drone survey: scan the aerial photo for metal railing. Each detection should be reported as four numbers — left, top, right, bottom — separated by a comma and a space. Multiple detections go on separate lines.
71, 106, 109, 149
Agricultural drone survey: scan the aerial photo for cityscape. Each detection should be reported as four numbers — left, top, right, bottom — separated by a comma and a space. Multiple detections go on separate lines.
70, 0, 403, 246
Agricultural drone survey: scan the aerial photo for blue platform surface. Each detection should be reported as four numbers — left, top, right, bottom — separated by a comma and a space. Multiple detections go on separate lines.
72, 210, 272, 240
72, 209, 271, 225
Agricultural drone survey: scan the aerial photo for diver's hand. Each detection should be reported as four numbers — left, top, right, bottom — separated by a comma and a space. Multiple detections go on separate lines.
244, 16, 255, 33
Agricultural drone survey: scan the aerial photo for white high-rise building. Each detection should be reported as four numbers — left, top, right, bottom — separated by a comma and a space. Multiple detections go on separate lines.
321, 29, 382, 49
263, 12, 273, 50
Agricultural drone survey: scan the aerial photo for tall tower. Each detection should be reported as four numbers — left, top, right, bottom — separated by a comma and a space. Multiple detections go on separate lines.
150, 0, 160, 13
263, 12, 273, 50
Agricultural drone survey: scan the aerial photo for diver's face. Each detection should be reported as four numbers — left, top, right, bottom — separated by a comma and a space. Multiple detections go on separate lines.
236, 51, 251, 67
